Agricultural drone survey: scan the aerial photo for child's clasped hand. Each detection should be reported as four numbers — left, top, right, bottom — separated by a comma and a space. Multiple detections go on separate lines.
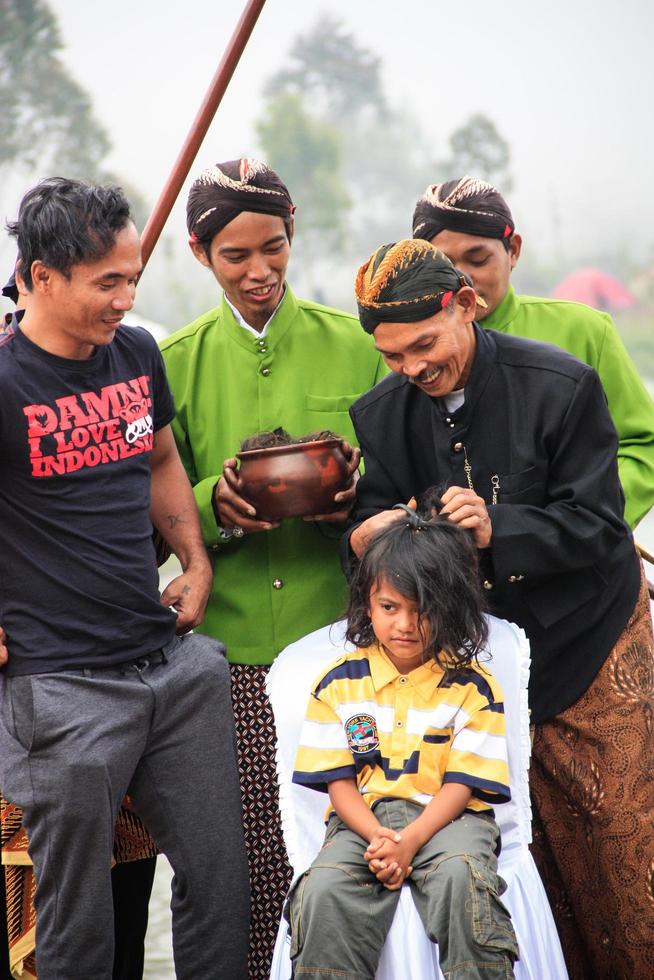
364, 826, 417, 890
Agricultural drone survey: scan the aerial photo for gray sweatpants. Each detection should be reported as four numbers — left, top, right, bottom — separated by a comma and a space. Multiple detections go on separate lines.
0, 633, 249, 980
286, 800, 518, 980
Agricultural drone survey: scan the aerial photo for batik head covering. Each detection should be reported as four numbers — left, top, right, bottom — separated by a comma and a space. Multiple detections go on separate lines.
412, 176, 514, 243
355, 239, 473, 334
186, 158, 295, 245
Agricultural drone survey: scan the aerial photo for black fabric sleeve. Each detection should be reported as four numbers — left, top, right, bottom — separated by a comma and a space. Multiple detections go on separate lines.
488, 368, 629, 581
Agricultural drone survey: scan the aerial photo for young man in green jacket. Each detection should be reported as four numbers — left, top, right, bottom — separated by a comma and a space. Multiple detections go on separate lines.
160, 158, 386, 979
412, 175, 654, 529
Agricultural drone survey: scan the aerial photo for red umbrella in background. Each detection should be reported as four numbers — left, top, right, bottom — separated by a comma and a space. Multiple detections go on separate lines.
551, 267, 636, 311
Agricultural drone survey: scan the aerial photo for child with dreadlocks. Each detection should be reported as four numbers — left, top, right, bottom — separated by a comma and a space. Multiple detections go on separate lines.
287, 499, 519, 979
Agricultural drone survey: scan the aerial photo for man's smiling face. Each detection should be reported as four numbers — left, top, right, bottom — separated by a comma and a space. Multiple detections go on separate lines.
191, 211, 291, 332
26, 221, 141, 360
373, 287, 478, 397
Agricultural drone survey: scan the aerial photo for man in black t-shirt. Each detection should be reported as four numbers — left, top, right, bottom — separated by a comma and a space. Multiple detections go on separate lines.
1, 268, 161, 980
0, 179, 249, 979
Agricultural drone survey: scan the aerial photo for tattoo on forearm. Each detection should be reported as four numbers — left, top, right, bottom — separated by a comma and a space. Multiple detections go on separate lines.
166, 513, 188, 528
182, 585, 191, 595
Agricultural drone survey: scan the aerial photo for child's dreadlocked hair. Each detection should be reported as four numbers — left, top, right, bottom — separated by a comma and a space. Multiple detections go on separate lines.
345, 497, 488, 670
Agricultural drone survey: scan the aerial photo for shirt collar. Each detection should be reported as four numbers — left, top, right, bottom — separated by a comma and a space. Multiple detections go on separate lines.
221, 283, 299, 354
368, 643, 445, 701
224, 285, 286, 338
431, 323, 495, 420
2, 309, 23, 332
442, 388, 465, 413
482, 284, 519, 332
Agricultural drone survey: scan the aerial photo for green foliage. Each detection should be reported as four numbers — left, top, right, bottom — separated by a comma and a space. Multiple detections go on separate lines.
257, 92, 350, 251
268, 14, 387, 122
256, 17, 513, 280
439, 113, 513, 190
256, 16, 432, 275
1, 1, 150, 227
0, 0, 110, 176
334, 110, 434, 260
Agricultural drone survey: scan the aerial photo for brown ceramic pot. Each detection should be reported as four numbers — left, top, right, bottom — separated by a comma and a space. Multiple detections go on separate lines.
236, 438, 350, 521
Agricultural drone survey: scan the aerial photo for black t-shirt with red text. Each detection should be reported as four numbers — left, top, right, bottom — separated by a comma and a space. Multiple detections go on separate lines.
0, 323, 178, 674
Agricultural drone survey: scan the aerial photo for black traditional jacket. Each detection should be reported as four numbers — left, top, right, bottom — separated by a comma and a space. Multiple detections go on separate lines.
343, 325, 640, 724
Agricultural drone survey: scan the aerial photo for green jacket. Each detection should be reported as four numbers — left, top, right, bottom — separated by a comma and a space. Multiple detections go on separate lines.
484, 286, 654, 528
160, 286, 387, 665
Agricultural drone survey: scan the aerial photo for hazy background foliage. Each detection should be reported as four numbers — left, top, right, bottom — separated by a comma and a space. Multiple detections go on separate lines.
1, 0, 653, 379
2, 6, 652, 972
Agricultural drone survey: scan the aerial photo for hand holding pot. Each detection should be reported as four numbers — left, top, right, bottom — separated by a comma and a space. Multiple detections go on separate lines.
213, 457, 280, 535
302, 441, 361, 522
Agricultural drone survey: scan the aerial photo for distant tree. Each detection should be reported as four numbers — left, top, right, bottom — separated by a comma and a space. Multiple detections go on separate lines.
268, 14, 387, 122
339, 109, 435, 256
0, 0, 111, 176
0, 0, 149, 226
258, 16, 437, 276
257, 91, 350, 284
440, 113, 513, 191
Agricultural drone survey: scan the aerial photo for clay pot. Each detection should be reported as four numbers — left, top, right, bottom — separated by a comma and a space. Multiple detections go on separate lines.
237, 438, 350, 521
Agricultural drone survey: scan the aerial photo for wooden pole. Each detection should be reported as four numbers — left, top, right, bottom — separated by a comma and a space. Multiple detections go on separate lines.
139, 0, 268, 270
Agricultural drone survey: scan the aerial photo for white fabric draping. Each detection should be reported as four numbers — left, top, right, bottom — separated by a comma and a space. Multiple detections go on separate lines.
267, 618, 568, 980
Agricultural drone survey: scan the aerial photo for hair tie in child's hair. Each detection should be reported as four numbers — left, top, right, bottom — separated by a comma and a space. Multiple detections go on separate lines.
392, 503, 429, 531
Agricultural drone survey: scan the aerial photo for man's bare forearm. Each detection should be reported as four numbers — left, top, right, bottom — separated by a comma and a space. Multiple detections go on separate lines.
150, 426, 209, 571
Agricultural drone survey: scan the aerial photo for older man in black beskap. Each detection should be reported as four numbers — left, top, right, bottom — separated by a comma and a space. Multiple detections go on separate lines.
342, 239, 654, 980
411, 176, 654, 531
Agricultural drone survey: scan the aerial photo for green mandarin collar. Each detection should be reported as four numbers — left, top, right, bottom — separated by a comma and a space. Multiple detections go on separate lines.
483, 285, 519, 332
221, 284, 298, 352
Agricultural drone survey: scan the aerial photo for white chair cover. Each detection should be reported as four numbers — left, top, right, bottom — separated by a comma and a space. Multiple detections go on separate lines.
267, 618, 568, 980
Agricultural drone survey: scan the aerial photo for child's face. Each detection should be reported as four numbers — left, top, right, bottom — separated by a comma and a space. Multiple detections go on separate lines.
368, 577, 430, 674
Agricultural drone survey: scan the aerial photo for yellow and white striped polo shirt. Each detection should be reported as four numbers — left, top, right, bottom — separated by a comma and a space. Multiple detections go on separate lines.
292, 643, 510, 813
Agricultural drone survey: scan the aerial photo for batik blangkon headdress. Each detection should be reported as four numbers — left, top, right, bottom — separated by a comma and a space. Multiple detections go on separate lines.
412, 176, 514, 244
186, 157, 295, 245
355, 239, 473, 334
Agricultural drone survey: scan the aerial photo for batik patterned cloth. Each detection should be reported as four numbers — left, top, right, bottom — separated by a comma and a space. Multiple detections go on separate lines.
530, 570, 654, 980
1, 798, 156, 980
186, 157, 294, 246
354, 239, 472, 333
412, 175, 515, 242
230, 664, 292, 980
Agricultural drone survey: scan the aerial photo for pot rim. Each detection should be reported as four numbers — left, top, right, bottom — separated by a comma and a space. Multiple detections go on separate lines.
236, 437, 344, 461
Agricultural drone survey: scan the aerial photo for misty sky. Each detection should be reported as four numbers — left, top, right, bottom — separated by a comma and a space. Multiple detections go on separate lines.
2, 0, 653, 289
23, 0, 651, 263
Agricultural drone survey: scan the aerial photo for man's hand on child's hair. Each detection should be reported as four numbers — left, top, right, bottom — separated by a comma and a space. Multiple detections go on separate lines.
350, 499, 416, 558
439, 485, 492, 548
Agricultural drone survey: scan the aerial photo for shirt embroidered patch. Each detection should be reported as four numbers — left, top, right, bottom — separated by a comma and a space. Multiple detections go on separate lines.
345, 713, 379, 754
